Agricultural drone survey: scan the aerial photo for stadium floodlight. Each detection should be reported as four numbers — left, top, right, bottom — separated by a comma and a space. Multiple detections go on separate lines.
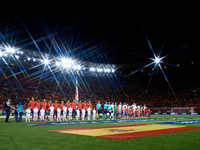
44, 59, 49, 65
5, 47, 15, 53
15, 55, 19, 59
73, 65, 77, 69
90, 68, 95, 71
97, 68, 103, 72
56, 62, 61, 67
104, 69, 110, 72
111, 69, 115, 73
27, 57, 31, 61
20, 51, 23, 54
155, 57, 160, 64
61, 58, 75, 68
33, 58, 36, 61
77, 65, 81, 70
83, 67, 86, 70
61, 58, 74, 64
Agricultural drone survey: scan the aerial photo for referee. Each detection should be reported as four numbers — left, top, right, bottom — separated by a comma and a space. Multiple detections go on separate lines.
4, 98, 13, 123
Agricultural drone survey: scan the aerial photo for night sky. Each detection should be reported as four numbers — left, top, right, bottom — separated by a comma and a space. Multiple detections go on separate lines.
0, 1, 200, 64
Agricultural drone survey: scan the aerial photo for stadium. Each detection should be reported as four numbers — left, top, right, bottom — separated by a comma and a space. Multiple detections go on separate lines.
0, 1, 200, 150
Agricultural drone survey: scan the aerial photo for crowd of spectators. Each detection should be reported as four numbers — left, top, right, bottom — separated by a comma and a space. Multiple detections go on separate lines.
0, 72, 199, 108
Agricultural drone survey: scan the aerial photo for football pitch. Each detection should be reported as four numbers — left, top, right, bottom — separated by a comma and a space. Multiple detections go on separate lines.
1, 115, 200, 150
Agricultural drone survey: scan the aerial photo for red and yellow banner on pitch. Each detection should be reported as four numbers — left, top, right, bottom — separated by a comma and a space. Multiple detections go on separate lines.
49, 124, 200, 140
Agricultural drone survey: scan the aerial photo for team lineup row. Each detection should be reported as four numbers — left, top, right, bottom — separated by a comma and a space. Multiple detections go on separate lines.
26, 98, 151, 122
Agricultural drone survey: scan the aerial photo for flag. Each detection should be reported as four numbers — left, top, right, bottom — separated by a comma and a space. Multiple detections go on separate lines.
75, 79, 79, 103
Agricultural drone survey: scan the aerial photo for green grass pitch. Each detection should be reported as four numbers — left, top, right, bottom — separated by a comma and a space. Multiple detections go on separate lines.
0, 115, 200, 150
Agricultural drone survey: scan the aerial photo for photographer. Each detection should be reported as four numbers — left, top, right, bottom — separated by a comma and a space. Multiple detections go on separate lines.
14, 97, 24, 122
4, 98, 13, 123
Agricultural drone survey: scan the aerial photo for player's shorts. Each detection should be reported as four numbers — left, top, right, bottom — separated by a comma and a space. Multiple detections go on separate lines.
67, 110, 69, 115
129, 114, 132, 117
125, 113, 127, 116
54, 110, 57, 115
145, 111, 147, 114
121, 111, 123, 115
148, 113, 151, 116
61, 111, 63, 115
116, 113, 119, 116
140, 114, 142, 116
31, 109, 34, 114
135, 114, 138, 117
72, 109, 76, 114
38, 110, 40, 114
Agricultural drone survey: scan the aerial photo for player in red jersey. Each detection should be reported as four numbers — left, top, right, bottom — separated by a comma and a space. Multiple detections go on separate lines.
128, 107, 132, 119
77, 100, 82, 119
35, 100, 41, 120
135, 109, 139, 118
47, 100, 52, 121
88, 101, 92, 110
124, 107, 128, 119
53, 100, 59, 120
28, 97, 36, 120
65, 100, 71, 119
70, 100, 77, 119
59, 101, 64, 118
66, 100, 71, 109
121, 107, 123, 119
147, 108, 151, 118
116, 107, 119, 119
82, 101, 87, 110
41, 99, 47, 120
140, 109, 143, 118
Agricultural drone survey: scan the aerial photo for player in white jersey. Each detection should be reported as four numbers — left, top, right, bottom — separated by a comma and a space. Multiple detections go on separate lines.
132, 103, 136, 118
63, 105, 67, 121
111, 102, 114, 111
82, 107, 85, 120
111, 108, 114, 120
49, 104, 54, 121
93, 108, 96, 120
68, 105, 72, 121
123, 103, 127, 110
40, 106, 45, 121
118, 102, 122, 116
87, 105, 91, 120
57, 106, 61, 121
25, 106, 31, 122
76, 107, 80, 120
33, 105, 38, 122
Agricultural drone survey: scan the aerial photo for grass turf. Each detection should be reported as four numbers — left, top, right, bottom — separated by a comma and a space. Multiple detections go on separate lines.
0, 115, 200, 150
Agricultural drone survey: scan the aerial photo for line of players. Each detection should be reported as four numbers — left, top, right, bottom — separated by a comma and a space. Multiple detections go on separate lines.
27, 97, 95, 122
27, 97, 151, 122
96, 101, 151, 120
